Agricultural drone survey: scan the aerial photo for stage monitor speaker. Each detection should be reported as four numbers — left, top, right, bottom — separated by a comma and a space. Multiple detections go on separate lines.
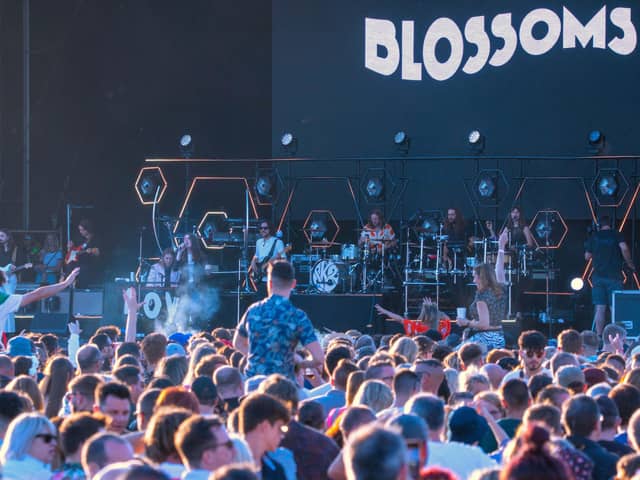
31, 313, 69, 336
613, 290, 640, 338
72, 290, 104, 316
41, 290, 70, 314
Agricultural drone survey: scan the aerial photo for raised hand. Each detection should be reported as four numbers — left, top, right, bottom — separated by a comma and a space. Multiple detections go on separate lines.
64, 267, 81, 286
68, 320, 82, 336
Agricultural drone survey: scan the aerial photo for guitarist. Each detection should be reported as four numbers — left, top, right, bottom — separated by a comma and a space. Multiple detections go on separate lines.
66, 219, 102, 288
251, 220, 286, 297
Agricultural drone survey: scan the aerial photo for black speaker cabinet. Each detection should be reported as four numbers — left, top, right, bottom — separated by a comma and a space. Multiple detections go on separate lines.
31, 313, 69, 336
72, 290, 104, 316
613, 291, 640, 338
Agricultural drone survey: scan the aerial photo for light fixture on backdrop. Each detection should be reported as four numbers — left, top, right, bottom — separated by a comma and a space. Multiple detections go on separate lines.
592, 168, 629, 208
254, 169, 283, 205
570, 277, 584, 292
468, 129, 485, 153
588, 129, 605, 154
280, 132, 297, 155
179, 134, 194, 158
530, 210, 568, 249
134, 166, 168, 205
393, 131, 410, 153
302, 210, 340, 246
360, 167, 393, 205
471, 169, 508, 206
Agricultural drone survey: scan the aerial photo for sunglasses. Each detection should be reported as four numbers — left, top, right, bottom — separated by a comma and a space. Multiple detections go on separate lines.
207, 439, 234, 451
525, 349, 544, 358
35, 433, 57, 444
259, 226, 269, 230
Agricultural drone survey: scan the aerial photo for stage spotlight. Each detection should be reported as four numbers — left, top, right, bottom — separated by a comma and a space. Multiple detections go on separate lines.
588, 130, 605, 153
414, 212, 441, 237
477, 176, 496, 198
468, 130, 485, 153
179, 134, 194, 158
570, 277, 584, 292
393, 131, 410, 153
280, 132, 297, 154
598, 174, 618, 196
530, 210, 568, 249
134, 166, 168, 205
535, 220, 552, 239
302, 210, 340, 246
366, 177, 384, 199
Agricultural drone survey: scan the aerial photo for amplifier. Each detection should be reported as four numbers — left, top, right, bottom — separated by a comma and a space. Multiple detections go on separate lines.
613, 290, 640, 338
72, 290, 104, 316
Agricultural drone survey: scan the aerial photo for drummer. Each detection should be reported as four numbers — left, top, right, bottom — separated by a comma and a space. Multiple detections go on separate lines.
442, 207, 468, 269
358, 209, 397, 252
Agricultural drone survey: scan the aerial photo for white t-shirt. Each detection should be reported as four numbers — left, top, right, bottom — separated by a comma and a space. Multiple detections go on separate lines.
501, 367, 552, 385
256, 237, 285, 262
427, 441, 496, 479
0, 294, 22, 334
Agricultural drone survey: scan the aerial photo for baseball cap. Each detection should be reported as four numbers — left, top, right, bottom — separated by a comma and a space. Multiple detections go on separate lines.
555, 365, 585, 390
8, 336, 33, 357
166, 343, 186, 357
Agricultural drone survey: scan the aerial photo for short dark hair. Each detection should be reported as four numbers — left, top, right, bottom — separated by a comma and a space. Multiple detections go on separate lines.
536, 385, 570, 409
113, 365, 142, 386
557, 329, 582, 354
191, 376, 218, 406
524, 404, 562, 434
393, 369, 420, 397
239, 393, 291, 435
90, 333, 111, 351
96, 381, 131, 408
258, 374, 299, 414
563, 394, 599, 437
518, 330, 546, 351
0, 391, 28, 430
325, 345, 353, 376
175, 415, 225, 469
69, 374, 104, 398
82, 432, 129, 471
500, 379, 530, 410
610, 384, 640, 427
596, 394, 621, 431
268, 260, 295, 285
59, 413, 106, 457
333, 360, 360, 391
141, 333, 168, 366
344, 424, 406, 480
117, 342, 141, 359
340, 405, 377, 437
137, 388, 162, 418
144, 406, 192, 464
95, 325, 121, 342
528, 373, 553, 400
40, 334, 58, 356
459, 343, 483, 367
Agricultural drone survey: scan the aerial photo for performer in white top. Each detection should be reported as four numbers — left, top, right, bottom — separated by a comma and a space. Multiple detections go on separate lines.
146, 248, 181, 287
250, 220, 286, 287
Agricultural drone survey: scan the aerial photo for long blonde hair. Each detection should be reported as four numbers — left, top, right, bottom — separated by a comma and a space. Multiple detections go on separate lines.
352, 380, 393, 413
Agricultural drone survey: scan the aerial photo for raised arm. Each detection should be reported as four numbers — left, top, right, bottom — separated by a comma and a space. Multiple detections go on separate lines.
123, 287, 143, 342
374, 304, 403, 323
495, 230, 508, 285
20, 268, 80, 307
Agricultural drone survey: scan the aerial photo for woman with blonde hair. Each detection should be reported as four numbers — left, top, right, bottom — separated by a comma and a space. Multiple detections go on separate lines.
0, 412, 58, 479
39, 355, 74, 418
456, 231, 509, 350
389, 337, 418, 364
352, 379, 393, 414
6, 375, 44, 412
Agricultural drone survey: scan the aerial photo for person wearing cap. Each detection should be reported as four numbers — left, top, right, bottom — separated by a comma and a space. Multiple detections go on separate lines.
555, 365, 586, 395
7, 336, 33, 357
166, 342, 186, 358
0, 267, 79, 336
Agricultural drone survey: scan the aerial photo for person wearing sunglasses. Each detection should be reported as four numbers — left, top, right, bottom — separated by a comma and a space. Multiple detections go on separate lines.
250, 220, 286, 296
502, 330, 550, 385
0, 412, 58, 479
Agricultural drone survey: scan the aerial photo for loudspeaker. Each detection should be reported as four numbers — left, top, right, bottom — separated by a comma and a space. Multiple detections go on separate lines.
41, 290, 70, 314
72, 290, 104, 316
31, 313, 69, 336
613, 290, 640, 338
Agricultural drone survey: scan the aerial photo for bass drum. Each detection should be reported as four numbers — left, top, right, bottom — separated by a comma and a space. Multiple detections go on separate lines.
311, 259, 347, 293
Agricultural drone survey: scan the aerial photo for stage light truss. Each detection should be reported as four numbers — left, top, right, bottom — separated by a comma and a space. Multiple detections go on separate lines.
529, 210, 568, 249
591, 168, 629, 208
134, 166, 168, 205
172, 177, 258, 247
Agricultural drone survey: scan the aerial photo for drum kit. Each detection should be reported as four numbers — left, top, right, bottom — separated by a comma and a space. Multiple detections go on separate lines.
292, 229, 402, 294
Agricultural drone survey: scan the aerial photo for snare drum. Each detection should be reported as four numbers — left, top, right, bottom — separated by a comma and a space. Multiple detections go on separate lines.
341, 244, 360, 261
311, 259, 347, 293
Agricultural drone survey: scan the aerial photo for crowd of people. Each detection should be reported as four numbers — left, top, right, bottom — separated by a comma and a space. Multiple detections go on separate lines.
0, 258, 640, 480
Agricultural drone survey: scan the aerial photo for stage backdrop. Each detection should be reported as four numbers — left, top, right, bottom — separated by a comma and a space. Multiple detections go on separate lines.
272, 1, 640, 157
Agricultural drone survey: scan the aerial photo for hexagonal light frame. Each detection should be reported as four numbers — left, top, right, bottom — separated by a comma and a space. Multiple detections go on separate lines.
197, 211, 229, 250
172, 176, 258, 245
591, 168, 630, 208
253, 168, 284, 206
135, 166, 168, 205
471, 169, 509, 206
302, 210, 340, 247
529, 210, 568, 249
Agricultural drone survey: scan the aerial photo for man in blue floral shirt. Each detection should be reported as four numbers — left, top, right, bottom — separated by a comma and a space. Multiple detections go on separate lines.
233, 260, 324, 382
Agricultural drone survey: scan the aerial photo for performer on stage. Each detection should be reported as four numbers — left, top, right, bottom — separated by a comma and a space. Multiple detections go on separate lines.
147, 247, 180, 287
585, 216, 635, 336
456, 230, 509, 350
250, 220, 285, 295
176, 233, 205, 285
442, 208, 467, 268
358, 209, 397, 252
65, 219, 102, 288
35, 233, 63, 285
494, 206, 535, 248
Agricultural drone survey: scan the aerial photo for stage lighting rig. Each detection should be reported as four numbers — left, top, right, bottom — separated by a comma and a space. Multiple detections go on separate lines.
471, 169, 508, 206
468, 130, 485, 152
530, 210, 568, 249
588, 129, 605, 154
254, 169, 283, 205
280, 132, 297, 155
179, 134, 194, 158
393, 131, 410, 153
592, 168, 628, 208
570, 277, 584, 292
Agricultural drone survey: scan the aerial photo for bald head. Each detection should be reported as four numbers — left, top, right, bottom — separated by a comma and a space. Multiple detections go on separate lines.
77, 344, 102, 374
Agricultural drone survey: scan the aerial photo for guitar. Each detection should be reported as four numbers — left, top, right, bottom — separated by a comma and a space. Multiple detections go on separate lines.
65, 243, 98, 265
250, 244, 292, 283
0, 263, 34, 294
